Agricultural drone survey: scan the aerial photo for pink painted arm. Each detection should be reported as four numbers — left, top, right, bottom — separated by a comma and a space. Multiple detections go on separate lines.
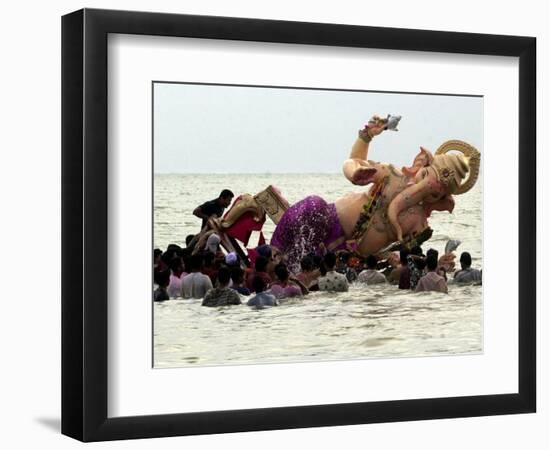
343, 158, 381, 185
342, 119, 388, 186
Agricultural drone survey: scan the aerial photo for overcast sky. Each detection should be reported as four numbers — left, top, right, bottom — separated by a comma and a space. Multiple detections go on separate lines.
153, 82, 483, 174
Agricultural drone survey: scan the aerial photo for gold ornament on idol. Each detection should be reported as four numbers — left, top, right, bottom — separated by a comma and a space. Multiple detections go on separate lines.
432, 139, 481, 195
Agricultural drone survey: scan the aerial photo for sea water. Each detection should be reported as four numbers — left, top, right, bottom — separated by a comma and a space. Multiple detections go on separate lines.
153, 173, 482, 368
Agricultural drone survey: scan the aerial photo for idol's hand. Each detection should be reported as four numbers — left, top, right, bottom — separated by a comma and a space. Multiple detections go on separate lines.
366, 115, 388, 137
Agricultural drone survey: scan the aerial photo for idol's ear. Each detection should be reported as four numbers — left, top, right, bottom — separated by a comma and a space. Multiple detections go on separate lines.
419, 146, 434, 163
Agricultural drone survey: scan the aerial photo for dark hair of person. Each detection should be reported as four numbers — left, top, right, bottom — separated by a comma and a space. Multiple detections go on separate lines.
255, 255, 269, 272
154, 269, 170, 287
319, 262, 328, 277
411, 246, 423, 256
312, 254, 323, 269
399, 249, 409, 265
154, 248, 163, 259
460, 252, 472, 267
256, 244, 272, 259
189, 254, 203, 271
217, 265, 231, 285
230, 267, 244, 284
167, 243, 182, 253
426, 254, 438, 271
274, 263, 290, 282
426, 248, 439, 260
338, 251, 351, 263
182, 252, 192, 273
219, 189, 234, 199
185, 234, 195, 247
203, 251, 215, 266
365, 254, 378, 269
324, 252, 337, 270
169, 257, 183, 273
300, 256, 314, 272
252, 274, 266, 293
161, 249, 177, 265
416, 258, 427, 272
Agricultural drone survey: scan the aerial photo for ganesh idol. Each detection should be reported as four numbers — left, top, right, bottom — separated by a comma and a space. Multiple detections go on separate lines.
216, 115, 481, 273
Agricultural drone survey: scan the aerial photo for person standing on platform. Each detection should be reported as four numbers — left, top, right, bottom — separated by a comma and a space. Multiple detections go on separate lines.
193, 189, 234, 229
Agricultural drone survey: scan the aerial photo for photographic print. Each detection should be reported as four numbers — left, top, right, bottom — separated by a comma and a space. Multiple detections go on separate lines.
152, 82, 483, 368
61, 10, 535, 440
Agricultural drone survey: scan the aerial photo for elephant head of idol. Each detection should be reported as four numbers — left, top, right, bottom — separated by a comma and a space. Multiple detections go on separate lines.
386, 140, 480, 243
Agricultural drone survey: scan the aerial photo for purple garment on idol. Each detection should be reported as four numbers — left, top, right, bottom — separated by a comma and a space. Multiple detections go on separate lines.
270, 195, 346, 273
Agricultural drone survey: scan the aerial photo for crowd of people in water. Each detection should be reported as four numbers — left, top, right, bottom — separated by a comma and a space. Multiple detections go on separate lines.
153, 235, 482, 308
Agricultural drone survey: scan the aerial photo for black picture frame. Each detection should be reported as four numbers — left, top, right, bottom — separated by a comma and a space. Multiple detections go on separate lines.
61, 8, 536, 442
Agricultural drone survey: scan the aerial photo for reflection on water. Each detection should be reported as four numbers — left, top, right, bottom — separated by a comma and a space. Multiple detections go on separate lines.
154, 174, 482, 368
